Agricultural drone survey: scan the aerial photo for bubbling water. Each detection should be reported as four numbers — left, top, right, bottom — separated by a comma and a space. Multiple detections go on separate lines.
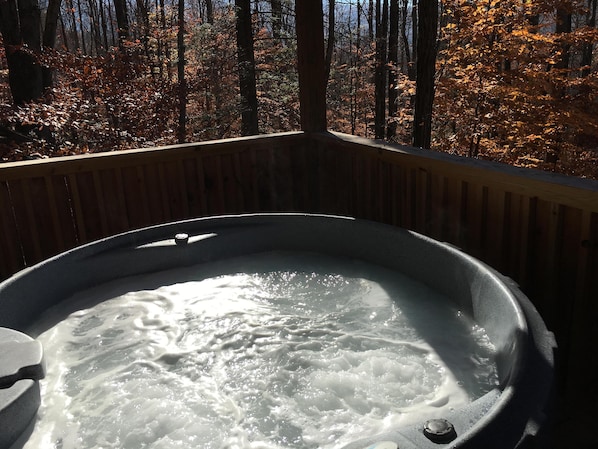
26, 252, 498, 449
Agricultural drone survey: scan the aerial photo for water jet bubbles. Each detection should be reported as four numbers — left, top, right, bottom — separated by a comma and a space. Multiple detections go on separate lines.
27, 252, 499, 449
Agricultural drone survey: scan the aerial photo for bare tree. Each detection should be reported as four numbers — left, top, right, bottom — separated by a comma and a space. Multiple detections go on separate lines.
205, 0, 214, 24
581, 0, 597, 76
114, 0, 130, 45
387, 0, 399, 139
411, 0, 417, 78
270, 0, 282, 39
555, 1, 572, 71
368, 0, 374, 41
178, 0, 186, 142
374, 0, 388, 139
401, 0, 414, 79
325, 0, 335, 83
64, 0, 80, 50
0, 0, 44, 104
76, 0, 87, 53
235, 0, 259, 135
43, 0, 63, 87
413, 0, 438, 148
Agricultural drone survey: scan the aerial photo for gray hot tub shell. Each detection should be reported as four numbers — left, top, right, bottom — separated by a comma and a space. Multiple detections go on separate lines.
0, 214, 555, 449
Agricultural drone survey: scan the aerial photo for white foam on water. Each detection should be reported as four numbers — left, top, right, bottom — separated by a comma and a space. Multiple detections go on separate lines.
25, 252, 498, 449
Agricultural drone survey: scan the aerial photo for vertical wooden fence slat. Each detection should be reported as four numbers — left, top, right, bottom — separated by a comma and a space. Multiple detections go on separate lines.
514, 195, 532, 289
249, 148, 262, 212
363, 155, 373, 220
157, 163, 173, 222
176, 160, 191, 219
275, 145, 296, 212
289, 144, 309, 212
219, 153, 238, 214
67, 173, 87, 244
24, 178, 59, 262
43, 175, 67, 254
8, 179, 42, 265
428, 173, 446, 241
444, 177, 464, 246
318, 144, 344, 215
232, 153, 246, 213
389, 164, 401, 227
377, 160, 391, 224
0, 181, 25, 277
414, 169, 430, 235
194, 157, 209, 216
161, 161, 186, 221
463, 182, 485, 259
504, 193, 528, 283
529, 200, 562, 330
555, 207, 584, 353
49, 175, 78, 250
486, 188, 506, 272
400, 167, 415, 229
319, 147, 339, 214
180, 158, 202, 218
112, 167, 129, 232
136, 165, 153, 225
201, 155, 226, 215
351, 152, 364, 219
559, 211, 598, 436
120, 166, 149, 230
92, 170, 110, 237
143, 163, 168, 225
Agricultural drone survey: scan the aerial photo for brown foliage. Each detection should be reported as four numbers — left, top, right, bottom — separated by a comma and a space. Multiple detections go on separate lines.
433, 0, 598, 178
1, 0, 598, 180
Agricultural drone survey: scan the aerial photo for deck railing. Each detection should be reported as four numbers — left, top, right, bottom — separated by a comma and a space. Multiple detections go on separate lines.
2, 130, 598, 445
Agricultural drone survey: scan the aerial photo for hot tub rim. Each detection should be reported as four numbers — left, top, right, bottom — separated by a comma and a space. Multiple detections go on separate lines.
0, 213, 555, 449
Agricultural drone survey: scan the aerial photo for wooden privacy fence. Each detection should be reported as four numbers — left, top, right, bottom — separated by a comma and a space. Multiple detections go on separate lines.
1, 130, 598, 445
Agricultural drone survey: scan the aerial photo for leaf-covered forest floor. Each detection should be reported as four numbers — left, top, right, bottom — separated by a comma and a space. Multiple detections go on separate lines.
2, 57, 598, 181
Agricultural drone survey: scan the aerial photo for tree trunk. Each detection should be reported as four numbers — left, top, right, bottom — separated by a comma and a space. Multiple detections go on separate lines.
351, 0, 361, 134
205, 0, 214, 24
413, 0, 438, 148
98, 0, 110, 49
60, 14, 70, 51
400, 0, 414, 79
325, 0, 335, 83
0, 0, 44, 104
65, 0, 79, 49
136, 0, 151, 57
43, 0, 62, 51
387, 0, 399, 139
235, 0, 259, 136
177, 0, 186, 143
76, 0, 86, 53
114, 0, 130, 45
411, 0, 417, 79
368, 0, 374, 41
374, 0, 388, 139
296, 0, 327, 132
87, 0, 103, 55
107, 0, 117, 48
42, 0, 62, 87
270, 0, 282, 39
555, 2, 572, 71
581, 0, 596, 76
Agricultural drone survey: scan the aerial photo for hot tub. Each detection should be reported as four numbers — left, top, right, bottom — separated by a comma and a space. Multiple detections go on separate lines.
0, 214, 555, 449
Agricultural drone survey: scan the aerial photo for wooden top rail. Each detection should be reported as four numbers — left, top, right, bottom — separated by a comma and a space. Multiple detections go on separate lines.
0, 132, 305, 181
316, 132, 598, 213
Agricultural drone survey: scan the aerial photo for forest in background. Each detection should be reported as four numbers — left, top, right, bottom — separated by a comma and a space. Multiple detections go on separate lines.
1, 0, 598, 179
